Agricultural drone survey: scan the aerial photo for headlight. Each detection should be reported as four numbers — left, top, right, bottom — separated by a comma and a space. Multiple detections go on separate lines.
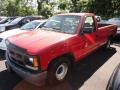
29, 57, 39, 67
29, 57, 34, 63
25, 56, 39, 70
0, 27, 5, 32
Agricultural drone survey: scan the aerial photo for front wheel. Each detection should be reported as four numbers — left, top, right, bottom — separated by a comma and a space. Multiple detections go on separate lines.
104, 38, 113, 49
46, 57, 71, 85
55, 63, 68, 81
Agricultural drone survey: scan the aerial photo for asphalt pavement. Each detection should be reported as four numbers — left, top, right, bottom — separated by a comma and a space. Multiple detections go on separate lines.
0, 38, 120, 90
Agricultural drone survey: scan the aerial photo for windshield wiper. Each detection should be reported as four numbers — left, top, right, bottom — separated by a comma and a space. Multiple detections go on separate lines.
42, 26, 71, 34
41, 26, 50, 30
41, 26, 62, 32
51, 27, 61, 31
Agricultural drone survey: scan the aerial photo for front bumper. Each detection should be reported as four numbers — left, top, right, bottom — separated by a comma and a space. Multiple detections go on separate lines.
6, 53, 47, 86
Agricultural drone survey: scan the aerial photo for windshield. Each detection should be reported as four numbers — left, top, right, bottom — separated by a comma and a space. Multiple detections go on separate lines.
42, 15, 80, 34
9, 17, 23, 24
20, 21, 41, 30
0, 18, 8, 22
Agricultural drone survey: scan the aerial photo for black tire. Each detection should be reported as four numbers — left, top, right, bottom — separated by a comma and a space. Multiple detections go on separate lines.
46, 57, 71, 85
104, 38, 112, 49
106, 39, 111, 48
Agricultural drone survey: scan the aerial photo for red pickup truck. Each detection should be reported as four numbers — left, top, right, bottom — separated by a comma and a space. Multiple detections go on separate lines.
5, 13, 117, 84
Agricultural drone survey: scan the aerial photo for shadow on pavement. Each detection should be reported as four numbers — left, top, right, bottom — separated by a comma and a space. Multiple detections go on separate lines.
0, 47, 116, 90
0, 50, 5, 60
113, 35, 120, 46
68, 47, 116, 90
0, 70, 21, 90
13, 80, 73, 90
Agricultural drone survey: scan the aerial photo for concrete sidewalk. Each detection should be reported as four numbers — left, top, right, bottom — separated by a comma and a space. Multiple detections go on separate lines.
80, 45, 120, 90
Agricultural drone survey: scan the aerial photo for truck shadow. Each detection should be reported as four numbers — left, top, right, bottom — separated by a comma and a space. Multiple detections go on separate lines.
68, 47, 116, 90
0, 70, 21, 90
0, 47, 116, 90
113, 35, 120, 47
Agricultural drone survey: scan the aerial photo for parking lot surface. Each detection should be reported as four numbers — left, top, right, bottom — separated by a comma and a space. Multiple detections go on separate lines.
0, 39, 120, 90
80, 45, 120, 90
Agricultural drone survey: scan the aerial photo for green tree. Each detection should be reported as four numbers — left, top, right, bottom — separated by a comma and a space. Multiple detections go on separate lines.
69, 0, 88, 13
37, 0, 53, 18
6, 0, 35, 16
112, 0, 120, 17
37, 0, 44, 15
19, 0, 36, 16
70, 0, 79, 12
87, 0, 120, 18
88, 0, 113, 18
40, 3, 53, 18
0, 0, 8, 15
58, 0, 69, 11
6, 0, 16, 16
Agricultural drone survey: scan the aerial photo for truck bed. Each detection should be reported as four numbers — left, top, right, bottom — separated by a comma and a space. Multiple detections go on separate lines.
98, 22, 112, 28
97, 22, 117, 38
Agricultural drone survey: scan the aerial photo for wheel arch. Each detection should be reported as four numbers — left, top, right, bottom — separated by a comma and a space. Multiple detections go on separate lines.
47, 53, 75, 71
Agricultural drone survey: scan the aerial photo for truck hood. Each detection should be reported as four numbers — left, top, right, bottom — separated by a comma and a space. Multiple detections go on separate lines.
0, 28, 27, 39
8, 30, 74, 54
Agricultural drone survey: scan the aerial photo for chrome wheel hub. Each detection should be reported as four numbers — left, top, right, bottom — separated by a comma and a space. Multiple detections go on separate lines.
55, 63, 68, 80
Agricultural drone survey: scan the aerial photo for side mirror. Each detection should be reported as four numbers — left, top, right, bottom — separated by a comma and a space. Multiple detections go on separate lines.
21, 22, 27, 26
96, 17, 101, 22
25, 20, 29, 24
21, 20, 30, 26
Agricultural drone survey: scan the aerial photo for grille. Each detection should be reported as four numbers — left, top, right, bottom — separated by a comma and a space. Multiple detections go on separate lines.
8, 49, 25, 66
7, 42, 27, 67
6, 41, 40, 72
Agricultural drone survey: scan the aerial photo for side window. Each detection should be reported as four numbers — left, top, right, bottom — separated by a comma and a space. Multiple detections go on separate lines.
38, 22, 46, 28
21, 19, 30, 25
82, 16, 95, 34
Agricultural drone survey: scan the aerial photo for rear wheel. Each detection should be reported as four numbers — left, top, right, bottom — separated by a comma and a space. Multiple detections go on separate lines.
46, 57, 71, 85
106, 39, 111, 48
104, 37, 113, 49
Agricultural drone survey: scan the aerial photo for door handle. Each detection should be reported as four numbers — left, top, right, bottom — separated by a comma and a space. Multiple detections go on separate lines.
96, 35, 98, 37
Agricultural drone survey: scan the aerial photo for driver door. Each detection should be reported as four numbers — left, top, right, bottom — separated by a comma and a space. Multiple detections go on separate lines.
81, 16, 98, 55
